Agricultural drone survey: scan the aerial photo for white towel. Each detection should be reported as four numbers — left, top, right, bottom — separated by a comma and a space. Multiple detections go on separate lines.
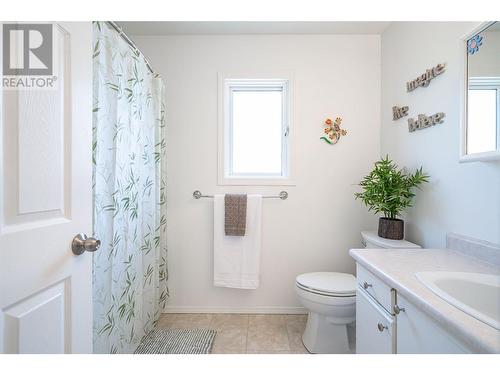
213, 194, 262, 289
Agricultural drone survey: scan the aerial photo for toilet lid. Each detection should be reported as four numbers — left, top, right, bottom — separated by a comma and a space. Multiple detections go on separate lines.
296, 272, 356, 296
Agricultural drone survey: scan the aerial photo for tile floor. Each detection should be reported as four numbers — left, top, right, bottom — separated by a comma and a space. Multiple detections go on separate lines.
156, 313, 310, 354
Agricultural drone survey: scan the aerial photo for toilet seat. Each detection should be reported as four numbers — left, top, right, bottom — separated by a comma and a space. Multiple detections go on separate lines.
296, 283, 355, 298
296, 272, 356, 297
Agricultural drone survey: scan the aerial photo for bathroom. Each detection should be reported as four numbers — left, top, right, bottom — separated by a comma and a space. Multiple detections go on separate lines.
0, 1, 499, 371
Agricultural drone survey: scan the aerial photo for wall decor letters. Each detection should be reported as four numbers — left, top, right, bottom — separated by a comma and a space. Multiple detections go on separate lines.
406, 63, 445, 92
392, 105, 409, 120
408, 112, 445, 132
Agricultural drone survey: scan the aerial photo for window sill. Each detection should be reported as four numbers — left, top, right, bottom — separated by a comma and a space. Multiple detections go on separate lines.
459, 150, 500, 163
217, 177, 296, 186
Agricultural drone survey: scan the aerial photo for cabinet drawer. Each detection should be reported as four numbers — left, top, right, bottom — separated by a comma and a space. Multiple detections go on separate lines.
356, 287, 395, 354
357, 264, 393, 313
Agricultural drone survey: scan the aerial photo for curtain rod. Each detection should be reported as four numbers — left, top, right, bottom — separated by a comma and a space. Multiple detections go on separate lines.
105, 21, 155, 74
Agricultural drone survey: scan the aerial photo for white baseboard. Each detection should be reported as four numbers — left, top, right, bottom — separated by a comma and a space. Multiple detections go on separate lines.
162, 306, 308, 314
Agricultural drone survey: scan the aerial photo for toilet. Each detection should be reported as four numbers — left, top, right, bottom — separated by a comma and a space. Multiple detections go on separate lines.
296, 231, 421, 354
296, 272, 356, 353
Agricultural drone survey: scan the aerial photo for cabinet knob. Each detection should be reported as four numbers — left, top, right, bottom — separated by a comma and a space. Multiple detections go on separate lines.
394, 304, 406, 314
377, 323, 388, 332
363, 281, 372, 289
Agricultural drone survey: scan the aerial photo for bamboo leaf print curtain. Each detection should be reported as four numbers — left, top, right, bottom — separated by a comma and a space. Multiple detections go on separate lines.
92, 21, 168, 354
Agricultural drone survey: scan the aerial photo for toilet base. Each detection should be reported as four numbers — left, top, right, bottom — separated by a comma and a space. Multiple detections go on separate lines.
302, 312, 351, 354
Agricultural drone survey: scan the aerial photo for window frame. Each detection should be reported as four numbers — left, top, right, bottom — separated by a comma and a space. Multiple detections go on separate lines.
466, 80, 500, 156
218, 73, 294, 186
460, 22, 500, 162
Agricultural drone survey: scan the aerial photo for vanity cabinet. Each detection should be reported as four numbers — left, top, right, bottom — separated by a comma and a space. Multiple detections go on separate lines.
356, 287, 395, 353
395, 294, 470, 353
356, 264, 396, 353
355, 264, 471, 354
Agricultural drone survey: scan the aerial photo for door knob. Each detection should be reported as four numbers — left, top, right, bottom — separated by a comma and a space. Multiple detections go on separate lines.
72, 233, 101, 255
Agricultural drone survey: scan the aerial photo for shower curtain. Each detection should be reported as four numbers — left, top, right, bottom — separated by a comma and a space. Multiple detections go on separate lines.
92, 22, 168, 354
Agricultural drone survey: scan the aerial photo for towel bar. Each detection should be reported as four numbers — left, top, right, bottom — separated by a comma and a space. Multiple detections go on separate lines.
193, 190, 288, 200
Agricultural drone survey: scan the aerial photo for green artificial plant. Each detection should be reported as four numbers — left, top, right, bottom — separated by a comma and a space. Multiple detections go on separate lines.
354, 156, 429, 220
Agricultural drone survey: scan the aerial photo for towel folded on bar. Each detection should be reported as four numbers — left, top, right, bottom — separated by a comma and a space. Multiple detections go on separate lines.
224, 194, 247, 236
214, 194, 263, 289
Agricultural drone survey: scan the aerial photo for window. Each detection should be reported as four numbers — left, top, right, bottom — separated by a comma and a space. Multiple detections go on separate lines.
467, 86, 499, 154
219, 77, 291, 184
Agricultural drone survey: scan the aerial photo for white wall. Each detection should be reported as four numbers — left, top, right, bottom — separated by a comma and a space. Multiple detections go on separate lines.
381, 22, 500, 248
134, 35, 381, 312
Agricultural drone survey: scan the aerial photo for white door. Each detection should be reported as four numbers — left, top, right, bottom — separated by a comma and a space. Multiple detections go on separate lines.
0, 22, 93, 353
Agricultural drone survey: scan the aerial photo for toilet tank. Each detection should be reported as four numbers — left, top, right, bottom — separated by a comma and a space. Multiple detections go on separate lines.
361, 231, 421, 249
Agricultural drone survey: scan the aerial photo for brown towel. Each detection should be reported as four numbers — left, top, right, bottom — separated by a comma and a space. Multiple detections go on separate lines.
224, 194, 247, 236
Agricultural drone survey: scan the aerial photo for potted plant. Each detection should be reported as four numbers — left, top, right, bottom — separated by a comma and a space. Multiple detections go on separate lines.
354, 156, 429, 240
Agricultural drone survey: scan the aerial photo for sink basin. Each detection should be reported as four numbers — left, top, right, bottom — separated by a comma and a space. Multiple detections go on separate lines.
416, 271, 500, 330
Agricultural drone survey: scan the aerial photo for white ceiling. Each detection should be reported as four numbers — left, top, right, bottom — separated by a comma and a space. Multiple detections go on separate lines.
117, 21, 391, 35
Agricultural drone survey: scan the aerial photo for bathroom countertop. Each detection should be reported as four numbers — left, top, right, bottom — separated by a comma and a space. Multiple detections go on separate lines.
349, 248, 500, 353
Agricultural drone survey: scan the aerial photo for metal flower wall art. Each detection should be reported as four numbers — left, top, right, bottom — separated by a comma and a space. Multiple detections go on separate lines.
467, 34, 483, 55
320, 117, 347, 145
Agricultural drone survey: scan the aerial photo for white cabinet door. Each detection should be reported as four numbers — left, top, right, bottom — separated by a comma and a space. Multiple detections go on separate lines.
0, 22, 93, 353
356, 287, 395, 353
396, 294, 470, 353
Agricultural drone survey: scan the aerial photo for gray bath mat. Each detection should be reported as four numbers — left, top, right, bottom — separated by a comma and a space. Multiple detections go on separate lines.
134, 328, 216, 354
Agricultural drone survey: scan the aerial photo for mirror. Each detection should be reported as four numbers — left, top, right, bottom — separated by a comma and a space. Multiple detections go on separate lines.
462, 21, 500, 161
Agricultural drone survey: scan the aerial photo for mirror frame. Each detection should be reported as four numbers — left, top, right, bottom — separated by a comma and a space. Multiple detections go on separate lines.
460, 21, 500, 163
